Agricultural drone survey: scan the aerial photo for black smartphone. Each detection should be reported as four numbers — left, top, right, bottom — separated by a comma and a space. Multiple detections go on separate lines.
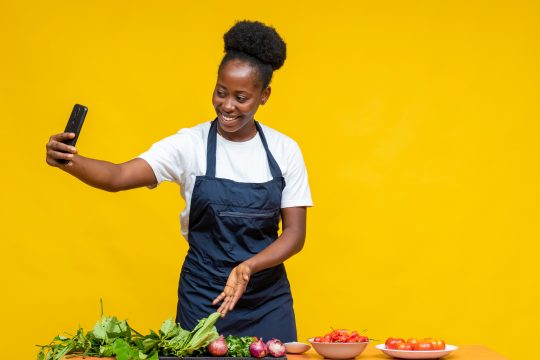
58, 104, 88, 164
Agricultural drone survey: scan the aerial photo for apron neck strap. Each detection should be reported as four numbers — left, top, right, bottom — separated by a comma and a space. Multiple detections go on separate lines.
206, 119, 283, 179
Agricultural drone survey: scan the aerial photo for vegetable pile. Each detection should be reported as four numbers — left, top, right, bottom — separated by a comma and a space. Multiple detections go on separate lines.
37, 303, 286, 360
385, 337, 446, 351
37, 306, 220, 360
312, 329, 369, 343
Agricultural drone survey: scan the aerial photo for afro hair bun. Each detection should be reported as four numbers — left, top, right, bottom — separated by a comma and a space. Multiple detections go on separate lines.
223, 20, 286, 71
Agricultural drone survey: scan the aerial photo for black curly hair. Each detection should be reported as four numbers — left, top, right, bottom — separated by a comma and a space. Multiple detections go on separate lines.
219, 20, 287, 89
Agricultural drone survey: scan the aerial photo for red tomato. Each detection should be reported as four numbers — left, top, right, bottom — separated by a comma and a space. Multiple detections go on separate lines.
423, 338, 439, 350
415, 341, 435, 351
434, 339, 446, 350
395, 341, 407, 350
406, 338, 418, 347
385, 338, 398, 349
403, 343, 414, 351
386, 338, 405, 350
359, 336, 369, 342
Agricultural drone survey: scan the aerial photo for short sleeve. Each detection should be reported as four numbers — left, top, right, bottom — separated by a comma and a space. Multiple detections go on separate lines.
137, 129, 195, 186
281, 142, 313, 208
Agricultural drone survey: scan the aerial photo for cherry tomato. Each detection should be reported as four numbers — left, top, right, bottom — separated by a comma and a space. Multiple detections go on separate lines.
395, 341, 407, 350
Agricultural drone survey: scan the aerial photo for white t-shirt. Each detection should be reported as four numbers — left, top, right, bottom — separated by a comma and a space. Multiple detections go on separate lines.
138, 120, 313, 239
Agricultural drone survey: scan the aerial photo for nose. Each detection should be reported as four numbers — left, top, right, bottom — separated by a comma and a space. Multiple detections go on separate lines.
222, 97, 235, 112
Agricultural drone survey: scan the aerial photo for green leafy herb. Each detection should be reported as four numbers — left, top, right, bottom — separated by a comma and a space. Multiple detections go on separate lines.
225, 335, 257, 357
159, 312, 220, 357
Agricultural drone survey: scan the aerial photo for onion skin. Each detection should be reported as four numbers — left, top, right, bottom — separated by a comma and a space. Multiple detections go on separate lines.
249, 338, 268, 358
208, 335, 228, 356
266, 339, 286, 357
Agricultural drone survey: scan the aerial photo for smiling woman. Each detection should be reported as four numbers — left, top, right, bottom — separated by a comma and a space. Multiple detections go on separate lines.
212, 21, 285, 141
44, 20, 313, 342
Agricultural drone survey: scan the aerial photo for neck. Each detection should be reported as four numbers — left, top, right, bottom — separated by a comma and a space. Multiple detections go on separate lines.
217, 121, 258, 142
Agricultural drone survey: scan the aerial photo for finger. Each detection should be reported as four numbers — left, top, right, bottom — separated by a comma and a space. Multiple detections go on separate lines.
47, 149, 74, 162
46, 157, 61, 167
47, 158, 72, 167
217, 300, 229, 317
212, 292, 226, 305
51, 132, 76, 142
228, 289, 244, 311
225, 284, 244, 312
49, 140, 77, 154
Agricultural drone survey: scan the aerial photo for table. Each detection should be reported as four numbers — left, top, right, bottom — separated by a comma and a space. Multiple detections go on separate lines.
288, 346, 508, 360
64, 345, 508, 360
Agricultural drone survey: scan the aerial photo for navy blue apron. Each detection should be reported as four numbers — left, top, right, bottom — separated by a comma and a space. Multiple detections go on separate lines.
176, 119, 297, 342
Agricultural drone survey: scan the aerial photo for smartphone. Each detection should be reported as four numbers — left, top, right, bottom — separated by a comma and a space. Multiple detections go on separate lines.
58, 104, 88, 164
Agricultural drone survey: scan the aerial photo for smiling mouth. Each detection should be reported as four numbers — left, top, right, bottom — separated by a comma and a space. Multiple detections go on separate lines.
220, 112, 240, 121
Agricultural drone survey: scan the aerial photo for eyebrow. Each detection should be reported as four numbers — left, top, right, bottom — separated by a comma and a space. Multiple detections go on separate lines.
217, 84, 250, 94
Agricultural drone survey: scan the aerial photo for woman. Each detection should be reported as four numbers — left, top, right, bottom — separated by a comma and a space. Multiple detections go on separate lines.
45, 20, 312, 342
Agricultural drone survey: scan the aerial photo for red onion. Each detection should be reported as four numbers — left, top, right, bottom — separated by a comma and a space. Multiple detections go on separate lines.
249, 338, 268, 358
266, 338, 286, 357
208, 335, 228, 356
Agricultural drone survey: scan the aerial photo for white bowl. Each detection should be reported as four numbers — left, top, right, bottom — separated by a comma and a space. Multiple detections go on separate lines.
308, 338, 369, 359
375, 344, 458, 359
284, 342, 311, 354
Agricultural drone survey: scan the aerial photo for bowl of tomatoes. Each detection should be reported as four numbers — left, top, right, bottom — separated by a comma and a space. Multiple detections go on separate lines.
308, 329, 370, 359
376, 337, 458, 359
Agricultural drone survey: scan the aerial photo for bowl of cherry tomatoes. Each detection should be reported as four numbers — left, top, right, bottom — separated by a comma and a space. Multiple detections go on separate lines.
376, 337, 458, 359
308, 329, 370, 359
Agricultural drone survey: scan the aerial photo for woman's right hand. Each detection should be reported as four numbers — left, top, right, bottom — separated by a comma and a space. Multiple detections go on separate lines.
45, 132, 157, 191
46, 132, 78, 167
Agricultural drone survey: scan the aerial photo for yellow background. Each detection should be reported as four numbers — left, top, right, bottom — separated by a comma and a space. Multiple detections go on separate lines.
1, 1, 538, 359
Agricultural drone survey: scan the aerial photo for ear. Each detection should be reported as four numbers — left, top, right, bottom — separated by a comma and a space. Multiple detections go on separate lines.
261, 86, 272, 105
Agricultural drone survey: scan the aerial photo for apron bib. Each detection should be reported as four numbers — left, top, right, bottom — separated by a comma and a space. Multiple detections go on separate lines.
176, 119, 297, 342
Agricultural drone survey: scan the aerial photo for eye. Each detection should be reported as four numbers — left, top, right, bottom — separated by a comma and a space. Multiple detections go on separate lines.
236, 96, 247, 103
216, 90, 226, 97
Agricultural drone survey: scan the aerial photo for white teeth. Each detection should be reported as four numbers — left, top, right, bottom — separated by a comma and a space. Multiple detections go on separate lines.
221, 113, 237, 121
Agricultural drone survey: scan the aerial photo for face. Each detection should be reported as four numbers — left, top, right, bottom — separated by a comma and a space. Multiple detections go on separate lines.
212, 59, 271, 141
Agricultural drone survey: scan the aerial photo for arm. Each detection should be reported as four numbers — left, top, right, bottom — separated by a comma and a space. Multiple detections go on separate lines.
212, 206, 307, 316
245, 206, 307, 273
46, 132, 157, 192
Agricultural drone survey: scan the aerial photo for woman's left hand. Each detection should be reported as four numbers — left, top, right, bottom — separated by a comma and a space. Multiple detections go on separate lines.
212, 262, 252, 317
